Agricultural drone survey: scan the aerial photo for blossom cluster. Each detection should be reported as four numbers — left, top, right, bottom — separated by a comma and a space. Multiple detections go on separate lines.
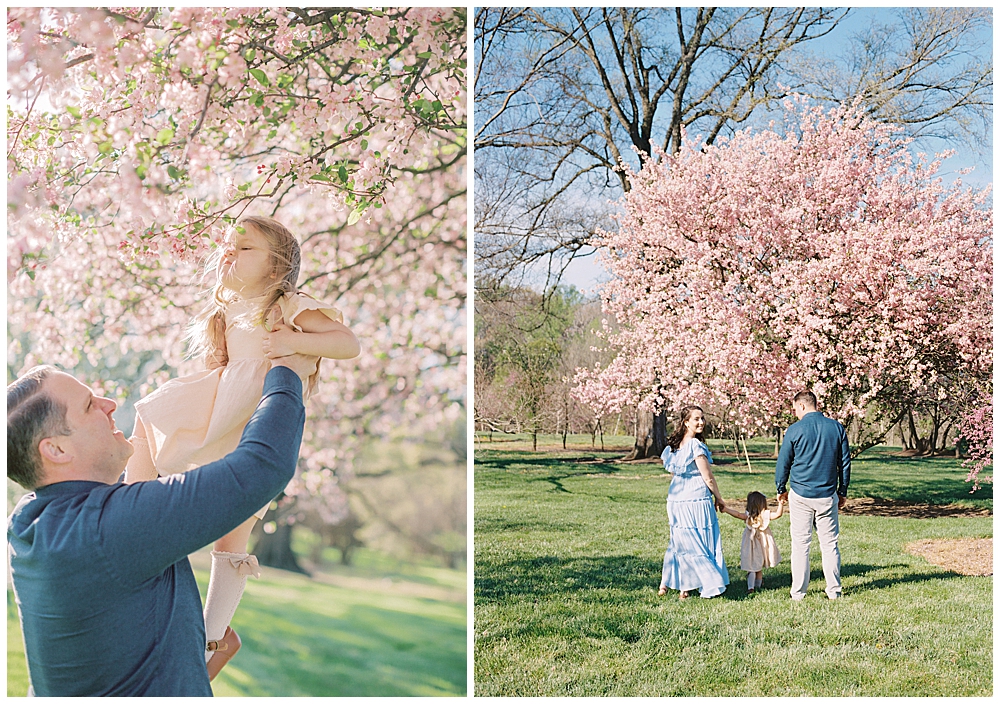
8, 7, 467, 518
957, 401, 993, 491
574, 100, 992, 438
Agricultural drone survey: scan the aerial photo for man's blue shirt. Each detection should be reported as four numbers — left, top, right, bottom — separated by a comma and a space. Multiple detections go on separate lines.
775, 411, 851, 499
8, 366, 305, 696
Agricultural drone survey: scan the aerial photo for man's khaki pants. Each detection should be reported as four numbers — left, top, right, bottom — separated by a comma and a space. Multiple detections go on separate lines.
789, 490, 841, 599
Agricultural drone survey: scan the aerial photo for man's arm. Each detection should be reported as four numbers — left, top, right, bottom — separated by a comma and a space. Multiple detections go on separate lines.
99, 366, 306, 584
838, 424, 851, 498
775, 428, 794, 496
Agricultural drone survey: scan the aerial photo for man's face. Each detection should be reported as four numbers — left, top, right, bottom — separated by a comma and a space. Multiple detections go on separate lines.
792, 400, 812, 420
41, 372, 133, 483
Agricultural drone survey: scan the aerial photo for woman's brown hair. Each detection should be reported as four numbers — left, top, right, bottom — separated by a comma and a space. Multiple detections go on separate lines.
665, 405, 705, 452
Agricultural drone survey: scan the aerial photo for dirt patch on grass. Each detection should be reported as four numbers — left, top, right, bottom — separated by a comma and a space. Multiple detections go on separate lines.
905, 538, 993, 576
840, 497, 992, 518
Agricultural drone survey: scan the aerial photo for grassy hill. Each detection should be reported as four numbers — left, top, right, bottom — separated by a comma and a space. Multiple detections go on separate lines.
8, 547, 466, 697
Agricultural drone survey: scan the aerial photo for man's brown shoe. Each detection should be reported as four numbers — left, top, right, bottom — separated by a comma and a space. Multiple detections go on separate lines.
206, 626, 242, 682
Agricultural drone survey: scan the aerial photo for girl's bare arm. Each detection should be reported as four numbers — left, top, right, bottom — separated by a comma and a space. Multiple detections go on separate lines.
770, 501, 785, 519
722, 505, 747, 520
263, 309, 361, 360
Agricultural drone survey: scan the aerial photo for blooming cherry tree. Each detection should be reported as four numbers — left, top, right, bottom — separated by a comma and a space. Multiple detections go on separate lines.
574, 101, 992, 454
8, 7, 466, 539
957, 400, 992, 491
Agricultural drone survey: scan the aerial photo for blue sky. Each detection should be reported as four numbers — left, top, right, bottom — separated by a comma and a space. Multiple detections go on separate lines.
549, 7, 993, 294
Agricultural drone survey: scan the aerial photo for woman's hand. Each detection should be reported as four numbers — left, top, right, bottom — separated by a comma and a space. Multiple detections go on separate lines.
715, 497, 726, 512
262, 323, 298, 359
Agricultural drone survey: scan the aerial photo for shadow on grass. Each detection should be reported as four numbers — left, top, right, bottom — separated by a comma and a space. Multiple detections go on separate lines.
223, 596, 465, 697
476, 555, 970, 605
479, 455, 622, 472
476, 554, 662, 603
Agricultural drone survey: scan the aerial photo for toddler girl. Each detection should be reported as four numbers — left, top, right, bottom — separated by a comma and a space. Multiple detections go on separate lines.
722, 491, 784, 593
124, 215, 360, 677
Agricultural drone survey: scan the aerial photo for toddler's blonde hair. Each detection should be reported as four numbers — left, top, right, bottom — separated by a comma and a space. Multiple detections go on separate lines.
186, 215, 301, 366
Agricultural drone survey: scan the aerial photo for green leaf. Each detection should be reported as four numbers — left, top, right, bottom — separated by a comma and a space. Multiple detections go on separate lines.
347, 209, 362, 227
245, 48, 256, 62
238, 182, 250, 192
67, 106, 82, 118
249, 68, 269, 87
416, 51, 433, 59
361, 139, 368, 151
167, 165, 182, 180
338, 165, 348, 182
135, 164, 147, 179
156, 128, 174, 145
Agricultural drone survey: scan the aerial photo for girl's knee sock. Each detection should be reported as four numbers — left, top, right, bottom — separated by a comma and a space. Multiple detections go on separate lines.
124, 436, 158, 483
755, 573, 763, 589
747, 572, 755, 590
203, 551, 261, 663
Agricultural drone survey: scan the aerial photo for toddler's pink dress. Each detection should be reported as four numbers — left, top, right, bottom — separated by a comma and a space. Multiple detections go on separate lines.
739, 509, 781, 572
128, 292, 341, 516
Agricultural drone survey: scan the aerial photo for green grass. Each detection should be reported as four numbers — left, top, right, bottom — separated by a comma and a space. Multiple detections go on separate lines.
8, 547, 466, 697
474, 436, 992, 696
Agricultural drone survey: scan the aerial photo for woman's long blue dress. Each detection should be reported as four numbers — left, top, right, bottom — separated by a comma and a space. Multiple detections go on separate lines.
660, 439, 729, 598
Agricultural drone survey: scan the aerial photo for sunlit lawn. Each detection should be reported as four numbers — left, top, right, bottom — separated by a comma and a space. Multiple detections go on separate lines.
474, 435, 992, 696
8, 547, 466, 697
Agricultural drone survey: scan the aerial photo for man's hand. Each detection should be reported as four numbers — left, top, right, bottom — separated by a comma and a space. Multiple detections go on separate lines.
262, 323, 298, 359
777, 491, 789, 504
269, 352, 319, 380
838, 495, 847, 510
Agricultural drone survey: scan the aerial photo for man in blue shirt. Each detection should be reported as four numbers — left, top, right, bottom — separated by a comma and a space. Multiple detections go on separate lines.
7, 355, 315, 696
775, 390, 851, 601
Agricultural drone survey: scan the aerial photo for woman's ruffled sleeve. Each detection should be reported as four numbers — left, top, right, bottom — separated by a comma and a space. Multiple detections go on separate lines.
660, 445, 676, 473
693, 440, 713, 464
280, 292, 343, 332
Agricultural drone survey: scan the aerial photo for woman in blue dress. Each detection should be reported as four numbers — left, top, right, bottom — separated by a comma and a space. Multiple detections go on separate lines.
657, 405, 730, 599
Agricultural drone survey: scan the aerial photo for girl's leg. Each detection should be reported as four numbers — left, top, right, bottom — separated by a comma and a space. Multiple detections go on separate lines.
203, 517, 260, 664
746, 572, 756, 591
755, 571, 763, 590
124, 421, 158, 483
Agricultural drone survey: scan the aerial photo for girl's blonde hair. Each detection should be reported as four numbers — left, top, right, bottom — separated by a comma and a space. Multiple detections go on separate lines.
745, 491, 768, 527
186, 215, 301, 368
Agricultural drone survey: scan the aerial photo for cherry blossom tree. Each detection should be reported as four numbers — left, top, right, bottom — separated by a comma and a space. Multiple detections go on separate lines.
574, 100, 992, 456
957, 400, 992, 491
7, 7, 466, 563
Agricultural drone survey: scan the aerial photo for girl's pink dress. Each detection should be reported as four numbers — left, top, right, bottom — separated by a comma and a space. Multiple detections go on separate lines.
129, 292, 340, 515
739, 509, 781, 571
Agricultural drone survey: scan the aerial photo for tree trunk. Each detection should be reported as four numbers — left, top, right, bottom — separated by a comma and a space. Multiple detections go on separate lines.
625, 409, 667, 460
253, 523, 309, 575
773, 427, 782, 458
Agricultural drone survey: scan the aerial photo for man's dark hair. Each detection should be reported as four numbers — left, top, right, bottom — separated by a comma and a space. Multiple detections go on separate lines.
793, 390, 818, 408
7, 366, 71, 490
